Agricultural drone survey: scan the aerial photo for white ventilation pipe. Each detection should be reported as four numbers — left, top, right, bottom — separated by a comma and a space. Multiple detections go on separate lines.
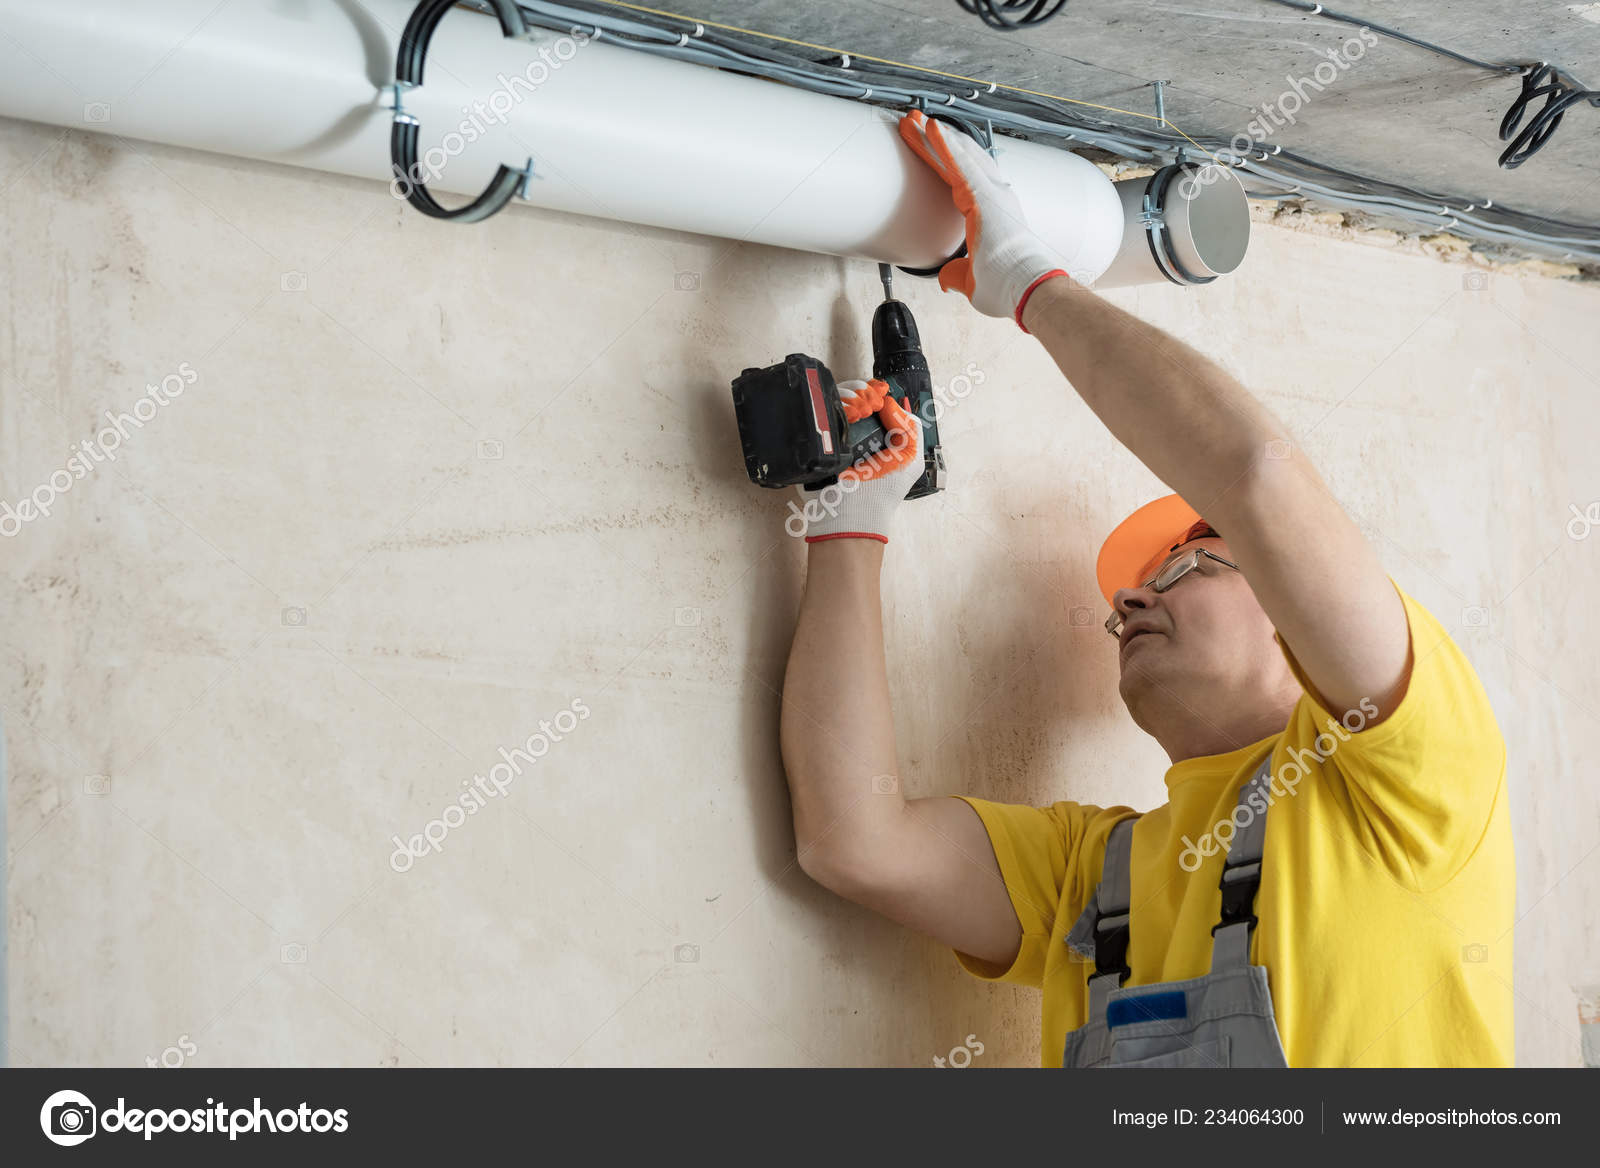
0, 0, 1246, 286
1095, 162, 1252, 288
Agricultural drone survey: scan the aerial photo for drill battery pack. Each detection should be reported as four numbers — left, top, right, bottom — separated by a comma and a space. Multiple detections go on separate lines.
731, 353, 943, 497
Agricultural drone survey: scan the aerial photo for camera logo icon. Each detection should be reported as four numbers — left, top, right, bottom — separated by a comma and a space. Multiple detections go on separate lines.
477, 439, 504, 460
871, 774, 898, 795
1068, 606, 1093, 628
281, 942, 307, 964
1568, 501, 1600, 541
83, 102, 110, 123
40, 1089, 97, 1146
282, 606, 307, 627
673, 606, 700, 627
280, 271, 307, 292
1462, 272, 1488, 291
1264, 439, 1291, 459
84, 774, 111, 796
1461, 943, 1488, 963
1461, 606, 1489, 628
673, 271, 700, 292
674, 943, 699, 963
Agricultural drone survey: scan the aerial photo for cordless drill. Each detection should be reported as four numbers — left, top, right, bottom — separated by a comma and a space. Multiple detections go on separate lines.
731, 264, 945, 498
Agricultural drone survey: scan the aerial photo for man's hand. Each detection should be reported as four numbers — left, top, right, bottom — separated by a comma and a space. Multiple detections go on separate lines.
795, 378, 924, 545
898, 110, 1067, 330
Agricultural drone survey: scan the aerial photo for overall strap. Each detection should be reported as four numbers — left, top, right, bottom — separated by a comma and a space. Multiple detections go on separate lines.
1087, 815, 1138, 987
1210, 753, 1276, 971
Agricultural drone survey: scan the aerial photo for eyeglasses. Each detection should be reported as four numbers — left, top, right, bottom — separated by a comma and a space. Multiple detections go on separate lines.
1104, 546, 1240, 637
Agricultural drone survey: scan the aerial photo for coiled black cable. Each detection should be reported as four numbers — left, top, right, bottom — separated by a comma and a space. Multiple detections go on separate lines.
1499, 64, 1600, 170
954, 0, 1069, 32
1266, 0, 1595, 170
477, 0, 1598, 258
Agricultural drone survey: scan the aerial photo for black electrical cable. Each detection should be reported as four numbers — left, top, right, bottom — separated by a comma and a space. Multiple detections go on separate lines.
1499, 63, 1600, 170
1265, 0, 1597, 169
389, 0, 534, 224
482, 0, 1599, 259
1263, 0, 1519, 74
954, 0, 1069, 32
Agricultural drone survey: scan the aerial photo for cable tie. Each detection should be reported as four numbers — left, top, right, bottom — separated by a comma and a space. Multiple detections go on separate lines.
1256, 150, 1269, 160
693, 23, 704, 36
1484, 198, 1493, 208
943, 93, 956, 105
862, 87, 873, 98
1311, 4, 1323, 13
969, 89, 980, 99
1271, 145, 1283, 154
987, 82, 997, 93
1445, 217, 1460, 228
676, 32, 688, 46
840, 54, 851, 68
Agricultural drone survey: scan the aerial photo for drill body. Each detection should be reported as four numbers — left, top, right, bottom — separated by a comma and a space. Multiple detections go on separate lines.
863, 293, 944, 498
731, 268, 945, 498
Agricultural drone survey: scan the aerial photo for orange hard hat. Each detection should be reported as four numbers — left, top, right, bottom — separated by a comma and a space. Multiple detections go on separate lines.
1094, 493, 1213, 607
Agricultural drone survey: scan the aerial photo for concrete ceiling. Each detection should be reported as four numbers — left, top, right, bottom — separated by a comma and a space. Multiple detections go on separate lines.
674, 0, 1600, 230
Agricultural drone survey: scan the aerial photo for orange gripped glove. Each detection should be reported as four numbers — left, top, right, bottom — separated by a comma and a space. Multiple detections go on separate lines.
790, 378, 925, 544
898, 110, 1069, 331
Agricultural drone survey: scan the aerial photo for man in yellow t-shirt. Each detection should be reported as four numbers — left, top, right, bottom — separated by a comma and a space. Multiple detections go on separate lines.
775, 112, 1513, 1067
950, 501, 1512, 1066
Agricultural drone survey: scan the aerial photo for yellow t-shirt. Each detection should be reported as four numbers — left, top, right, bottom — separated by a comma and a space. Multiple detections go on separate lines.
954, 581, 1513, 1067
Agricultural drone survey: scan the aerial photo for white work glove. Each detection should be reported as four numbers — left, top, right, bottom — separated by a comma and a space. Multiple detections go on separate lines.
899, 109, 1069, 331
787, 378, 924, 545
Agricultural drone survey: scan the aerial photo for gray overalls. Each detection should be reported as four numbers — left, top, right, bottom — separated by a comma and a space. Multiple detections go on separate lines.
1059, 756, 1290, 1067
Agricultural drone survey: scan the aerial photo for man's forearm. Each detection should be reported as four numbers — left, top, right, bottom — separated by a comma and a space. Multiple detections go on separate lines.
1022, 276, 1287, 519
779, 539, 903, 879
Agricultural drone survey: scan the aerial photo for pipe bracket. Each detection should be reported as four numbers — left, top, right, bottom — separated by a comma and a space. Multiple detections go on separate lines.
1141, 164, 1217, 286
389, 0, 538, 224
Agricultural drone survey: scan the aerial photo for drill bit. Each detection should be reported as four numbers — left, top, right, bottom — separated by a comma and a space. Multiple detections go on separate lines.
878, 262, 894, 302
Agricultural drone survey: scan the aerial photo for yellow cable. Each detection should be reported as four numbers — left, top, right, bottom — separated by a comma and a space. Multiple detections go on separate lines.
593, 0, 1156, 123
508, 0, 1223, 163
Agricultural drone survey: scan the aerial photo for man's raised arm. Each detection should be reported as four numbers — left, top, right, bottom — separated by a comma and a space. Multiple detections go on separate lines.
901, 111, 1411, 723
776, 382, 1021, 968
